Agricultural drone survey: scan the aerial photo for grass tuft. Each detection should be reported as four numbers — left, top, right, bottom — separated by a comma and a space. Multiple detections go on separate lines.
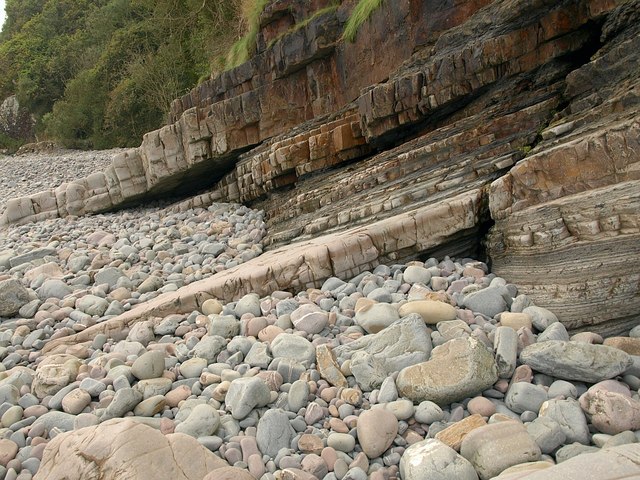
225, 0, 270, 70
343, 0, 384, 43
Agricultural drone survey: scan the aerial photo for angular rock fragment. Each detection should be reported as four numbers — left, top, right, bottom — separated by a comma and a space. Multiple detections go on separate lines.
0, 279, 31, 317
400, 439, 478, 480
396, 337, 497, 405
334, 315, 432, 381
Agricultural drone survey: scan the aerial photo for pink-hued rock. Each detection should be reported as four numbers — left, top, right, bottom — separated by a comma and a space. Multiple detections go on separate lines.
579, 381, 640, 435
356, 409, 398, 459
467, 396, 497, 417
61, 389, 92, 415
291, 303, 328, 334
32, 354, 82, 399
0, 439, 18, 467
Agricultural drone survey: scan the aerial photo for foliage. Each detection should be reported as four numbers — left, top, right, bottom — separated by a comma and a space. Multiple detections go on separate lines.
0, 132, 25, 153
0, 0, 244, 148
343, 0, 384, 42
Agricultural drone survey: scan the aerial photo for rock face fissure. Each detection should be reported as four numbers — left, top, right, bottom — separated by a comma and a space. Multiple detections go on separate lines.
2, 0, 640, 335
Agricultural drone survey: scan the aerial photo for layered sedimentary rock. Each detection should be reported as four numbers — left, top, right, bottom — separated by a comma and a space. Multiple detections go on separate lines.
487, 1, 640, 334
2, 0, 640, 335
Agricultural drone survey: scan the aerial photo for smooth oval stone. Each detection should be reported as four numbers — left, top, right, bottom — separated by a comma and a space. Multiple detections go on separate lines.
270, 333, 315, 367
133, 395, 166, 417
256, 409, 295, 458
235, 293, 261, 317
179, 357, 207, 379
287, 380, 310, 413
131, 351, 165, 380
398, 300, 456, 325
290, 304, 328, 335
356, 409, 398, 459
403, 266, 432, 285
414, 401, 444, 424
1, 406, 23, 428
467, 397, 496, 417
201, 299, 223, 316
355, 303, 400, 334
327, 433, 356, 453
371, 399, 414, 420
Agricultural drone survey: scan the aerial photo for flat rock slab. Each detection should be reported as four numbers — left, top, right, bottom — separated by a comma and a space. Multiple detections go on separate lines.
42, 190, 482, 355
396, 336, 497, 405
520, 340, 633, 383
492, 444, 640, 479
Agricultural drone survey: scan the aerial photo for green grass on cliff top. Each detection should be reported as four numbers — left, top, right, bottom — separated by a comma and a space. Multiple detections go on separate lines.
226, 0, 386, 70
343, 0, 384, 42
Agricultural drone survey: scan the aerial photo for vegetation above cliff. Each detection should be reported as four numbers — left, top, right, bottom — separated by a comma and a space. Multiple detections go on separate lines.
0, 0, 245, 149
0, 0, 384, 151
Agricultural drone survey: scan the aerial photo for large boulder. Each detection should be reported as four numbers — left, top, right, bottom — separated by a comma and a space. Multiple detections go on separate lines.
34, 418, 229, 480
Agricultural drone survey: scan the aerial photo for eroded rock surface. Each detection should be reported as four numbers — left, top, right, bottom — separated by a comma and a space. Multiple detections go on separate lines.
34, 418, 229, 480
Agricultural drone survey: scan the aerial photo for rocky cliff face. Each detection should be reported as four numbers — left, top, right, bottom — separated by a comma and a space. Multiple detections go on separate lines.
2, 0, 639, 335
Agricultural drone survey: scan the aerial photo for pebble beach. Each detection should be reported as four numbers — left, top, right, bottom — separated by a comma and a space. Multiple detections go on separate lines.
0, 150, 639, 480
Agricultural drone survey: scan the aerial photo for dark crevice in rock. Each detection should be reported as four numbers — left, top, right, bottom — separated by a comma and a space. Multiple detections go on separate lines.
367, 86, 493, 152
416, 225, 488, 266
561, 20, 605, 68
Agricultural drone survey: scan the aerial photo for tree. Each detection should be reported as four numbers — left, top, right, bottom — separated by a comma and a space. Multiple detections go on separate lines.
0, 0, 244, 148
